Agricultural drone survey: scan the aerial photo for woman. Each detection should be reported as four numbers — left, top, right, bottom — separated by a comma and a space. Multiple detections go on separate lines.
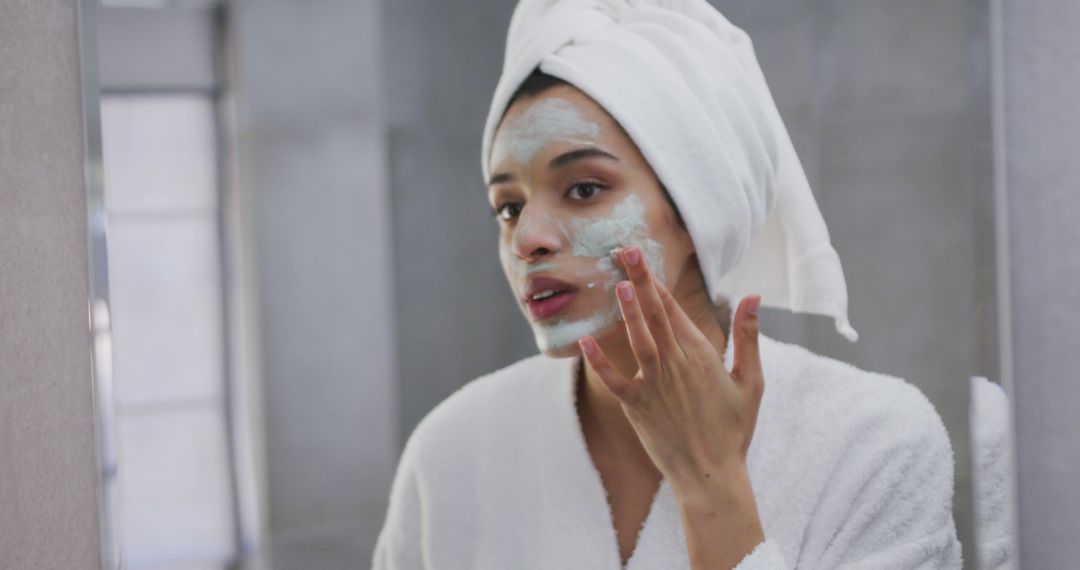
374, 1, 961, 569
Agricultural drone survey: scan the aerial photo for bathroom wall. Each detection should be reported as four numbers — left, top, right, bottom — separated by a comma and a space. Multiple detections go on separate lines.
383, 0, 526, 445
1001, 0, 1080, 566
230, 0, 399, 567
0, 0, 102, 568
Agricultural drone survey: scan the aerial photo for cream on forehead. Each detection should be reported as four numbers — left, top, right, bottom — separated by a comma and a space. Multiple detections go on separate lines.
494, 97, 600, 165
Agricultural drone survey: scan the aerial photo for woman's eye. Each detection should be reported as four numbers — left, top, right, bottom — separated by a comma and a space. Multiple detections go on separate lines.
492, 202, 523, 221
566, 182, 604, 201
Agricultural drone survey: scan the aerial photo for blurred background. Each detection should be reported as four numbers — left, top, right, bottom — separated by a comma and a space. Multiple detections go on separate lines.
87, 0, 999, 567
8, 0, 1080, 568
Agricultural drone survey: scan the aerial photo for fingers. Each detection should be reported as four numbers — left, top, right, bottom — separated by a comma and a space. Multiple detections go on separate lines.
731, 295, 764, 389
652, 277, 710, 350
579, 336, 640, 405
617, 246, 680, 357
615, 281, 662, 376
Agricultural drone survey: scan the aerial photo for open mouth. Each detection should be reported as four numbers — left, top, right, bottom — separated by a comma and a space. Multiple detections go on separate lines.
524, 275, 580, 321
526, 289, 576, 320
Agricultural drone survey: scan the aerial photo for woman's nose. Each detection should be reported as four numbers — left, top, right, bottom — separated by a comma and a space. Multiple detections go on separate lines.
511, 209, 564, 262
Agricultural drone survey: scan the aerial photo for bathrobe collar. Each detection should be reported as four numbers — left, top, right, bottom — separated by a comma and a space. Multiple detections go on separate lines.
541, 321, 741, 569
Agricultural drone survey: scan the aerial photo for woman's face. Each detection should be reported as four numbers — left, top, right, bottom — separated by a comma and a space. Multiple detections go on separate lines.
488, 84, 696, 357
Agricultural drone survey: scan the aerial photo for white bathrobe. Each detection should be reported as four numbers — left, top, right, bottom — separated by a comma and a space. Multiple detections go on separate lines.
372, 333, 963, 569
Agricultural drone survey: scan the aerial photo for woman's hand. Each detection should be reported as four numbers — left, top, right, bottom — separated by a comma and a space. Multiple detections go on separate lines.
578, 244, 768, 569
577, 244, 765, 490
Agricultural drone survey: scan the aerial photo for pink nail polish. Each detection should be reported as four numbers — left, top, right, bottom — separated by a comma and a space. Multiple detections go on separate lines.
624, 247, 641, 266
617, 282, 634, 302
749, 295, 761, 316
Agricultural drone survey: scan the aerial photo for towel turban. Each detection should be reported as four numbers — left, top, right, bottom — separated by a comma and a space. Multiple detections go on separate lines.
481, 0, 859, 342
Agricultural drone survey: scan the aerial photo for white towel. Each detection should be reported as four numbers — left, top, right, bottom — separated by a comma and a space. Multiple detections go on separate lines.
969, 376, 1019, 569
481, 0, 859, 342
373, 332, 962, 569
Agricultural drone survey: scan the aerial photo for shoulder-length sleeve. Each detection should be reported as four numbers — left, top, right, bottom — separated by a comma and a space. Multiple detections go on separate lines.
372, 436, 428, 570
735, 382, 963, 570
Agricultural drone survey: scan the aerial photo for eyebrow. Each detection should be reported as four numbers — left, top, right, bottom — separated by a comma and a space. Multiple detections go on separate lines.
487, 147, 620, 186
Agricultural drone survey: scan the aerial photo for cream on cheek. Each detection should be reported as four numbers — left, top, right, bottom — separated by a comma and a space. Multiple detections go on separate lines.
527, 193, 666, 353
562, 192, 666, 287
493, 99, 664, 352
495, 95, 606, 307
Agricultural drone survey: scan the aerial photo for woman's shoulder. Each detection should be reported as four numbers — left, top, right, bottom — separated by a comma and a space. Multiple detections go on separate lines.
758, 334, 952, 456
755, 337, 962, 566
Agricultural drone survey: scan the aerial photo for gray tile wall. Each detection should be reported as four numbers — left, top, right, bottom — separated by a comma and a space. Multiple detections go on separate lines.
231, 0, 399, 567
0, 1, 103, 568
383, 0, 529, 442
1002, 0, 1080, 566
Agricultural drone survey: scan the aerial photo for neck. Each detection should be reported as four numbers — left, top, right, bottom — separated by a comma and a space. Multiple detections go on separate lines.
575, 272, 728, 470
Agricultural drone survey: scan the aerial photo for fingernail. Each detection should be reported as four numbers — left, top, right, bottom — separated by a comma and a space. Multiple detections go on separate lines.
579, 337, 595, 355
748, 295, 761, 316
624, 246, 641, 266
617, 281, 634, 302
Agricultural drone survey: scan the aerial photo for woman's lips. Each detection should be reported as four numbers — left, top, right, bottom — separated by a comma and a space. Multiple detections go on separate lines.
524, 275, 579, 320
527, 290, 577, 320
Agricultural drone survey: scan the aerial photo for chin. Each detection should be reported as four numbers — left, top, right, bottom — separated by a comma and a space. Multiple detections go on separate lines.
529, 312, 623, 358
538, 342, 582, 359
